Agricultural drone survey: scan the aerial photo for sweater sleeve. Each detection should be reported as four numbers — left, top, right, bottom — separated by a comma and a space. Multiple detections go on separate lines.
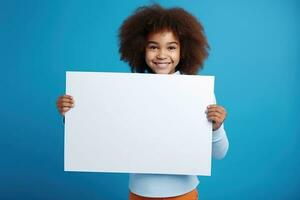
212, 124, 229, 159
210, 93, 229, 159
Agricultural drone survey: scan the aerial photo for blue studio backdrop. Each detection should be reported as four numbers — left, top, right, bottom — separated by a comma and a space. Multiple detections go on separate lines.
1, 0, 299, 199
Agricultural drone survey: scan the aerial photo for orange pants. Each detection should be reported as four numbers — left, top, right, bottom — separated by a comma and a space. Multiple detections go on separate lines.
129, 189, 198, 200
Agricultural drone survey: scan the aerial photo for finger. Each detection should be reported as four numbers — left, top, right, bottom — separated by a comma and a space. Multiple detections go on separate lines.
208, 115, 225, 124
57, 96, 68, 105
57, 99, 74, 108
63, 94, 73, 99
207, 104, 225, 110
207, 105, 225, 112
61, 102, 74, 108
61, 98, 75, 104
62, 107, 71, 112
207, 113, 221, 121
207, 112, 222, 119
207, 104, 217, 108
58, 95, 73, 102
207, 108, 225, 115
207, 112, 224, 120
207, 116, 222, 123
61, 95, 74, 101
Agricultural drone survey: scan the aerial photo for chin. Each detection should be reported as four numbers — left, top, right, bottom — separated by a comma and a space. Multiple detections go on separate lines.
153, 68, 175, 74
154, 70, 171, 74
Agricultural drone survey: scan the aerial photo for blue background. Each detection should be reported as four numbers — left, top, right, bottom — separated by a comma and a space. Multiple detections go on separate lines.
1, 0, 299, 199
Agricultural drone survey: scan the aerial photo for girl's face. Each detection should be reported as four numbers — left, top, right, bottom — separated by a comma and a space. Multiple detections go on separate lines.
145, 31, 180, 74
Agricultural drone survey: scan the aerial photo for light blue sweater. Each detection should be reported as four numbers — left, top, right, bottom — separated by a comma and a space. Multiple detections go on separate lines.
129, 71, 229, 198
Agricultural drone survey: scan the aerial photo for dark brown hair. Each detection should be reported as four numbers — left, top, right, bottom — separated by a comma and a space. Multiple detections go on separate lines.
118, 4, 209, 75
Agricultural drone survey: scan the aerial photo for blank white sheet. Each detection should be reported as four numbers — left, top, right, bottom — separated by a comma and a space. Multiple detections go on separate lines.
64, 71, 215, 175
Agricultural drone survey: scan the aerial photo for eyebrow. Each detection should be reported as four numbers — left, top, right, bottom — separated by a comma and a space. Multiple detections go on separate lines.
147, 41, 179, 45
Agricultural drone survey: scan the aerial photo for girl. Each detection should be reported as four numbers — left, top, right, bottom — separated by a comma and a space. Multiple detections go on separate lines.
56, 4, 229, 200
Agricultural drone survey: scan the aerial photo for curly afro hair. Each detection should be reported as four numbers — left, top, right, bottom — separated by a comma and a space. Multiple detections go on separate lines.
118, 4, 209, 75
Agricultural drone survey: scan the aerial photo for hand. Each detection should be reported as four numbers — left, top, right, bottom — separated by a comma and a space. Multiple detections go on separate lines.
56, 95, 75, 116
206, 104, 227, 131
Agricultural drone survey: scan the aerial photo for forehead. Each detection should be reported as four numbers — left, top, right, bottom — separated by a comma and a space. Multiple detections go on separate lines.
146, 31, 179, 42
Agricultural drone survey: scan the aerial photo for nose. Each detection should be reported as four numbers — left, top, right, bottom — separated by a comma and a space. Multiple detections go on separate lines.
156, 49, 167, 59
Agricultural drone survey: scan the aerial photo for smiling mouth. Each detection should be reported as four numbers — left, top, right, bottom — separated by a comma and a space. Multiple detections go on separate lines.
153, 62, 171, 68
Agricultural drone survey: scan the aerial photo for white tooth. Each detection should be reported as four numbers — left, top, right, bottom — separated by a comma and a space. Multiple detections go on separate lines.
156, 63, 169, 68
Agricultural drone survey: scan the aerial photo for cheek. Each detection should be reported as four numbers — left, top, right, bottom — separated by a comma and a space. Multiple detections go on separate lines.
145, 51, 155, 62
145, 52, 153, 67
173, 52, 180, 63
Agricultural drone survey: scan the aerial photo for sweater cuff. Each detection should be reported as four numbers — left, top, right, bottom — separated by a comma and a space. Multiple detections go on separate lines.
212, 124, 226, 142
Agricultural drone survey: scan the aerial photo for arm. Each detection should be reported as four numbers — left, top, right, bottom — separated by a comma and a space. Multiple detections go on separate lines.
206, 94, 229, 159
212, 124, 229, 159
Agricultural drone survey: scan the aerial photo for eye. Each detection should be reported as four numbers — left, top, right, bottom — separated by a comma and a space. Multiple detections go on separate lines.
148, 45, 158, 50
168, 46, 177, 51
